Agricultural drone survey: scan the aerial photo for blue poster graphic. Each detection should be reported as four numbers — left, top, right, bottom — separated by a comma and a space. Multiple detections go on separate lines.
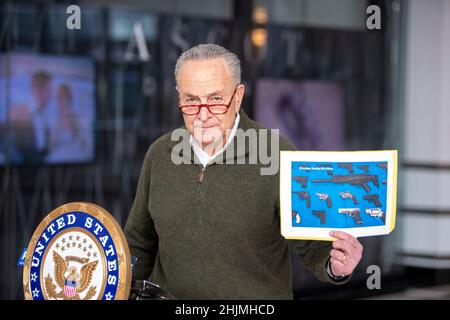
291, 161, 388, 229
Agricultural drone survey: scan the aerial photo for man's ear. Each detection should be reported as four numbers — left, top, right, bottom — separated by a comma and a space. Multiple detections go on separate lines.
234, 83, 245, 113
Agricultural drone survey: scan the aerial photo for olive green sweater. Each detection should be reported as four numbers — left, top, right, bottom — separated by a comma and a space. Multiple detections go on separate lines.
124, 110, 337, 299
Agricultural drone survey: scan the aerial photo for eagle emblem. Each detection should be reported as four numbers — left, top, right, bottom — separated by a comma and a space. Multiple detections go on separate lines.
45, 251, 98, 300
24, 203, 132, 300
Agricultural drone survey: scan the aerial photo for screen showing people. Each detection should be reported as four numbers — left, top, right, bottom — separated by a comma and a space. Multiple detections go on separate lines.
0, 53, 95, 164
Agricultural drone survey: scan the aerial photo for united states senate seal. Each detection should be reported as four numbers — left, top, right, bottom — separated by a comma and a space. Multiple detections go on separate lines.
23, 202, 131, 300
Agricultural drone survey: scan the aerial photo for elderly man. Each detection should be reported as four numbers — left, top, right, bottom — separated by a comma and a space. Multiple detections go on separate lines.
124, 44, 363, 299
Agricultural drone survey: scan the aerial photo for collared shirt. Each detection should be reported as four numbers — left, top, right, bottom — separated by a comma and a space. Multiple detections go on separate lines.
189, 112, 240, 168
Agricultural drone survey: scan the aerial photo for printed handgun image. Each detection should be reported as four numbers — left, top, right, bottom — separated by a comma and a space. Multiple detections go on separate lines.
280, 151, 397, 240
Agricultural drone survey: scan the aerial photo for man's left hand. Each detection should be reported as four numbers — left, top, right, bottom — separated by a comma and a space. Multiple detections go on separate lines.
329, 231, 363, 277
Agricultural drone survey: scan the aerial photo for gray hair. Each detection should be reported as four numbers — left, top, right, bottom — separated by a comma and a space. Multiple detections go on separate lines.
174, 43, 241, 86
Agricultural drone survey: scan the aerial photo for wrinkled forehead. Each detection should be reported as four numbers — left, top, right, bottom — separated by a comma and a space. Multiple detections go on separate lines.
176, 58, 234, 95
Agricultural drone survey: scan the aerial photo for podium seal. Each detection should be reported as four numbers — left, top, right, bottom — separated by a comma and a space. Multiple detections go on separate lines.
23, 202, 131, 300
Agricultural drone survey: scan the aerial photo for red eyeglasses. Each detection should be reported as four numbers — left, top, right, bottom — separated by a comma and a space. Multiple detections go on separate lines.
179, 87, 238, 115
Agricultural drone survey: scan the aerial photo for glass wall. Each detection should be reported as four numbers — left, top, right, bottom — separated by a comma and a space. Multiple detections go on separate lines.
0, 0, 405, 299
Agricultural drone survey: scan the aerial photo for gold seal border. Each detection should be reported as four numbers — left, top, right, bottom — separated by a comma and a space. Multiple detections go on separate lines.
23, 202, 132, 300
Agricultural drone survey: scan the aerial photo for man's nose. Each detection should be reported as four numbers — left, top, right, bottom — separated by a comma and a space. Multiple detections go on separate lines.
198, 106, 211, 122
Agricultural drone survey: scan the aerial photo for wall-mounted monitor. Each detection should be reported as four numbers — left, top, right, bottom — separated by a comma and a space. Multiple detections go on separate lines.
0, 53, 95, 165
